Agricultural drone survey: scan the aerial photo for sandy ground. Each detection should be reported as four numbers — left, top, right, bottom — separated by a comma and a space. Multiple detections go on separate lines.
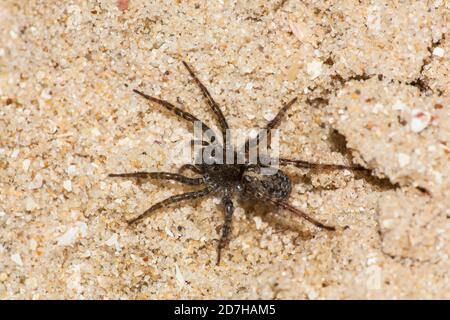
0, 1, 448, 299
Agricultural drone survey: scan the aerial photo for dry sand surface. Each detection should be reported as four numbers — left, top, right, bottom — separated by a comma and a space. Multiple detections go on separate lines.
0, 1, 448, 299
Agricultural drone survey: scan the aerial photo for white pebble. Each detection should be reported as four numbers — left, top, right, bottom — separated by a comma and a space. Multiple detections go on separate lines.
67, 165, 77, 176
410, 109, 431, 133
245, 82, 253, 91
22, 159, 31, 171
263, 110, 275, 121
105, 234, 121, 252
40, 88, 52, 100
175, 264, 185, 287
11, 253, 23, 266
25, 197, 37, 211
57, 227, 78, 246
397, 153, 410, 167
253, 216, 263, 230
165, 227, 174, 238
28, 173, 43, 189
63, 179, 72, 192
10, 149, 19, 158
306, 60, 323, 80
432, 47, 444, 57
29, 239, 37, 251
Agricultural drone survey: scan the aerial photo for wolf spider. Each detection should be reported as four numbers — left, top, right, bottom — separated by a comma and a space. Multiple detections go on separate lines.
109, 61, 367, 265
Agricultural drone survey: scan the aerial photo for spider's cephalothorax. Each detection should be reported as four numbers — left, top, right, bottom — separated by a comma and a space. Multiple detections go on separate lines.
109, 61, 368, 265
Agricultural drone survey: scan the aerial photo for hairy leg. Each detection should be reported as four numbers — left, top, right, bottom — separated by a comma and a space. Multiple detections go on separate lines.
133, 89, 217, 143
182, 61, 230, 143
274, 201, 336, 231
108, 172, 205, 185
216, 196, 234, 265
178, 164, 205, 175
278, 158, 368, 172
243, 97, 298, 155
128, 188, 213, 224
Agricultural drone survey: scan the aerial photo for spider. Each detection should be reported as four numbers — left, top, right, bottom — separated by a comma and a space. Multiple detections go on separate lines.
109, 61, 367, 265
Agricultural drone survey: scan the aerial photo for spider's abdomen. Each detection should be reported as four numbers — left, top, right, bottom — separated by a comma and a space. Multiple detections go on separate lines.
241, 165, 292, 200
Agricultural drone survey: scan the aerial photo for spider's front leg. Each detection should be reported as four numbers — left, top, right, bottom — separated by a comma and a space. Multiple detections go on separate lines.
128, 188, 213, 224
178, 164, 204, 175
108, 171, 204, 185
216, 196, 234, 265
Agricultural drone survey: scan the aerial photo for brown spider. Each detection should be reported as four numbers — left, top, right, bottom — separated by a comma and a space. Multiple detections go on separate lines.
109, 61, 367, 265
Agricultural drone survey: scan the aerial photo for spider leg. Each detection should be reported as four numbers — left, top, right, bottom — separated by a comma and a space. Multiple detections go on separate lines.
244, 190, 335, 230
133, 89, 217, 143
178, 164, 205, 175
278, 158, 368, 172
216, 196, 234, 265
108, 172, 204, 185
127, 187, 213, 224
274, 200, 335, 231
243, 97, 298, 154
182, 61, 230, 144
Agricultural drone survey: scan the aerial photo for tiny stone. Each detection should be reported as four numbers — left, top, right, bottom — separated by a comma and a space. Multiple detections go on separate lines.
10, 149, 19, 158
63, 179, 73, 192
105, 234, 122, 252
67, 165, 77, 176
432, 47, 444, 57
22, 159, 31, 171
263, 110, 275, 121
57, 227, 78, 246
306, 60, 323, 80
410, 109, 431, 133
397, 153, 410, 167
29, 173, 43, 189
29, 239, 37, 251
253, 216, 263, 230
25, 197, 37, 211
11, 253, 23, 266
175, 264, 185, 287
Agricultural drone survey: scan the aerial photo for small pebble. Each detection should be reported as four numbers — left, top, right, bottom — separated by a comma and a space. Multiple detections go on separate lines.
57, 227, 78, 246
410, 109, 431, 133
175, 264, 185, 287
397, 153, 410, 167
28, 173, 43, 189
63, 179, 73, 192
105, 234, 122, 252
11, 253, 23, 266
432, 47, 444, 57
306, 60, 323, 80
22, 159, 31, 171
253, 216, 263, 230
25, 197, 38, 211
67, 165, 77, 176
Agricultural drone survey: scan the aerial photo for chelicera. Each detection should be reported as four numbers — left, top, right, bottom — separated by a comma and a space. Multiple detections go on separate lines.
109, 61, 367, 265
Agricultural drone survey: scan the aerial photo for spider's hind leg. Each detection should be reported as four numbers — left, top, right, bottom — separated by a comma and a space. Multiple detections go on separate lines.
216, 196, 234, 265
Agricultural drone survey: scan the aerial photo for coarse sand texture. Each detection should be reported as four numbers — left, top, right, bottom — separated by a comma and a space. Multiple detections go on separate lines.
0, 1, 448, 299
